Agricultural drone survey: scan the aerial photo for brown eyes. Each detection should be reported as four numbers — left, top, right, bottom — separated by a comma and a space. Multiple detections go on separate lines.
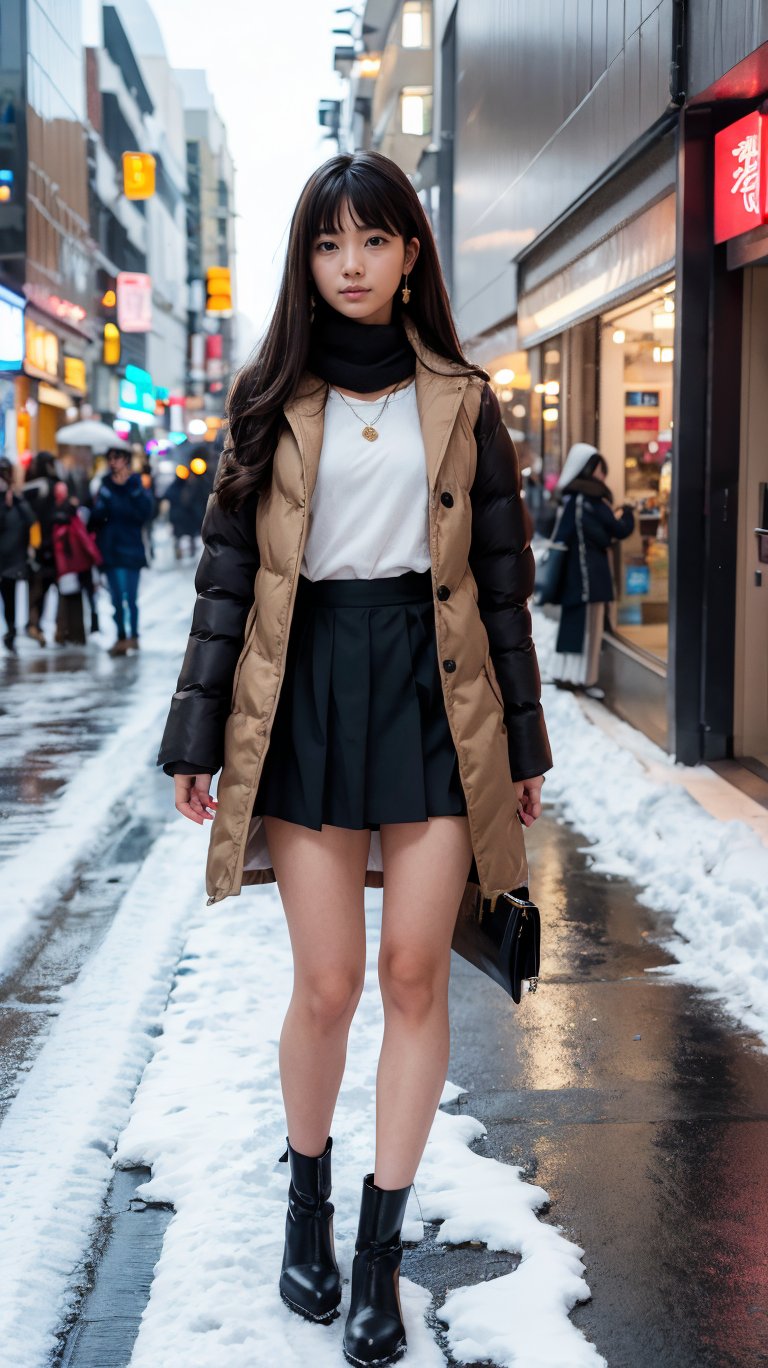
315, 236, 389, 251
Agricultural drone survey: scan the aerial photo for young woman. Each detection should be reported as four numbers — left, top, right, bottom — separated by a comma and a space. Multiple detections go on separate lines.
158, 151, 552, 1367
551, 443, 635, 700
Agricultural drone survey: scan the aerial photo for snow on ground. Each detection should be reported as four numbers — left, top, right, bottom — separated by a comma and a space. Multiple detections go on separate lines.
0, 555, 193, 972
116, 881, 604, 1368
0, 817, 209, 1367
535, 608, 768, 1050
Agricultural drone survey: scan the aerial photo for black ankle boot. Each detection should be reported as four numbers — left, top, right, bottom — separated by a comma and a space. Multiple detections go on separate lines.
343, 1173, 411, 1367
279, 1135, 341, 1324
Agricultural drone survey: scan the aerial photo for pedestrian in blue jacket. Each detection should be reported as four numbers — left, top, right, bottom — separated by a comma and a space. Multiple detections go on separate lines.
90, 448, 154, 656
551, 443, 634, 698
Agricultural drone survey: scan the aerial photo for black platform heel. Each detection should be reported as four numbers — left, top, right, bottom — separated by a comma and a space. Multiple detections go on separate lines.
279, 1135, 342, 1324
343, 1173, 412, 1366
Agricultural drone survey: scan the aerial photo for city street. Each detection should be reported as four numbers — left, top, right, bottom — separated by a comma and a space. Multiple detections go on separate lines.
2, 542, 767, 1368
3, 3, 768, 1366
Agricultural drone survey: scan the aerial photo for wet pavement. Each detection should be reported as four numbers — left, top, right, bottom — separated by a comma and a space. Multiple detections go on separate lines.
444, 813, 768, 1368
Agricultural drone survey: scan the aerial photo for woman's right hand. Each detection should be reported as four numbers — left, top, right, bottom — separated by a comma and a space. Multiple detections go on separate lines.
174, 773, 217, 825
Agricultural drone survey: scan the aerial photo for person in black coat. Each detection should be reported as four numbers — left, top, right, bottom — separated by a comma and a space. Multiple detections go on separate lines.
23, 450, 60, 646
164, 446, 212, 560
0, 457, 35, 653
90, 447, 155, 655
551, 443, 634, 699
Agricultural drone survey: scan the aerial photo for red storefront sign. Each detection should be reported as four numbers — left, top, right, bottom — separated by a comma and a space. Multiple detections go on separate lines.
714, 111, 768, 243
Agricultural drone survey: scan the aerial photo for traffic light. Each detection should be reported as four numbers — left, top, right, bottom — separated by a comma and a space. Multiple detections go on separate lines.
205, 266, 232, 314
0, 169, 14, 203
103, 322, 121, 366
122, 152, 156, 200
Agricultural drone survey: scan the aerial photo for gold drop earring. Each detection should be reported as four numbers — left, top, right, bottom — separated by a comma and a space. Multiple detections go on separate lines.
401, 273, 411, 304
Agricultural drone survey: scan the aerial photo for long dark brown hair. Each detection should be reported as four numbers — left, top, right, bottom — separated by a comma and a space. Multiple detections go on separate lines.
216, 150, 485, 511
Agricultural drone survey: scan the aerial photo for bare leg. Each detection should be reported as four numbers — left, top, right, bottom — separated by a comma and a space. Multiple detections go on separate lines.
375, 815, 473, 1189
264, 815, 370, 1158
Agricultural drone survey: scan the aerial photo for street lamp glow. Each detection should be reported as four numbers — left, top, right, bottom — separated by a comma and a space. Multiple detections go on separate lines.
493, 367, 516, 385
187, 419, 208, 436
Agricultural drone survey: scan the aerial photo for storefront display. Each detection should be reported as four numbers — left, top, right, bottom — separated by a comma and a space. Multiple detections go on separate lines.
485, 342, 562, 538
599, 284, 675, 664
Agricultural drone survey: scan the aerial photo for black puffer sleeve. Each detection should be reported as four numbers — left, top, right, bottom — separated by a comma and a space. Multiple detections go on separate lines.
157, 486, 260, 777
469, 383, 553, 782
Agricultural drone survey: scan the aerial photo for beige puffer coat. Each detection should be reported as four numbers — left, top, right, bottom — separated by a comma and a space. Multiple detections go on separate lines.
158, 323, 552, 910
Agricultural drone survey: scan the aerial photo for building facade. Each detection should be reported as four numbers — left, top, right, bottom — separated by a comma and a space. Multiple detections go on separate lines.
334, 1, 768, 779
0, 1, 237, 468
176, 68, 237, 428
0, 0, 94, 458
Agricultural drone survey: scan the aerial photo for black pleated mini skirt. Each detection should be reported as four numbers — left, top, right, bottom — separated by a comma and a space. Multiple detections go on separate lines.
254, 568, 467, 830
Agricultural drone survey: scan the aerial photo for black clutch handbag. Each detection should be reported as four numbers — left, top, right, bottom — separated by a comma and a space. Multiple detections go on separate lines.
451, 886, 540, 1004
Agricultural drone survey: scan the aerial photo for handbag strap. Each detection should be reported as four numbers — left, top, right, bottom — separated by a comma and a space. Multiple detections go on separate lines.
548, 501, 568, 547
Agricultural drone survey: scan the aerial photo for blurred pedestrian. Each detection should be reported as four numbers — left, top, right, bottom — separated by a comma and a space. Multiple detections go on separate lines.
0, 457, 34, 653
139, 455, 158, 563
23, 450, 60, 646
90, 447, 154, 656
165, 448, 211, 559
551, 443, 634, 699
51, 483, 102, 645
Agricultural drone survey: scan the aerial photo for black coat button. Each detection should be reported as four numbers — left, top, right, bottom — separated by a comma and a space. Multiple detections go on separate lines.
440, 491, 454, 507
437, 584, 450, 601
442, 658, 456, 672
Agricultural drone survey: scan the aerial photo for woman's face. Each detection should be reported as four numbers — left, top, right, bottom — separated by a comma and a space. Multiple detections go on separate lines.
310, 199, 420, 326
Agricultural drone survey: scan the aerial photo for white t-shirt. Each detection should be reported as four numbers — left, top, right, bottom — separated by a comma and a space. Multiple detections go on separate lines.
300, 380, 431, 581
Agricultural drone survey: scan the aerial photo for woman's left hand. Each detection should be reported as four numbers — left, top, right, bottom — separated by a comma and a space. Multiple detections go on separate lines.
514, 776, 544, 827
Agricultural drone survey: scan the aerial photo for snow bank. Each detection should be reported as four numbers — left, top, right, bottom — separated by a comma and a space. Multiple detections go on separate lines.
535, 609, 768, 1049
0, 819, 207, 1367
117, 882, 605, 1368
0, 566, 193, 973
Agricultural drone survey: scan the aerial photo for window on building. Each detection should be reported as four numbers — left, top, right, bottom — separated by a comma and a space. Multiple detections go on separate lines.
402, 1, 432, 49
401, 87, 432, 136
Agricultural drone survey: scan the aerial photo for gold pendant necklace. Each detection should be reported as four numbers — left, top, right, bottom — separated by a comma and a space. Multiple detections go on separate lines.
333, 383, 403, 441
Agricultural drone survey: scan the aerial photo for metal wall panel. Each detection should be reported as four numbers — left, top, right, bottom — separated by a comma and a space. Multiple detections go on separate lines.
688, 0, 768, 96
452, 0, 673, 337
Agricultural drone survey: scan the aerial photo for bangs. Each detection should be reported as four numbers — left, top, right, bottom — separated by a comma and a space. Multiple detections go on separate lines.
308, 166, 405, 240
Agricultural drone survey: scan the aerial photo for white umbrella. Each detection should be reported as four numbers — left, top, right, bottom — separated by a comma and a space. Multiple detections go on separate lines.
55, 420, 131, 452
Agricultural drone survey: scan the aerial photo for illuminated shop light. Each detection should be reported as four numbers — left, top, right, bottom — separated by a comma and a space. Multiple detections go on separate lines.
493, 367, 516, 385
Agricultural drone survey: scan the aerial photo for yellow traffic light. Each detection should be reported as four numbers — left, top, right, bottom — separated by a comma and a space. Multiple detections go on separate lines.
206, 266, 232, 313
103, 322, 121, 366
123, 152, 156, 200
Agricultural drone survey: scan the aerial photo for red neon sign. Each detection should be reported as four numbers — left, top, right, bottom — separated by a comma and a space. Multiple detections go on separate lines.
714, 111, 768, 243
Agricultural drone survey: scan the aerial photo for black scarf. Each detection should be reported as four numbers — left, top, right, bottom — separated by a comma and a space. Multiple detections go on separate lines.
307, 300, 416, 392
561, 474, 614, 503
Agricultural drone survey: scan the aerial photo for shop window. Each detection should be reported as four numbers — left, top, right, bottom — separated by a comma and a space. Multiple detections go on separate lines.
599, 282, 675, 665
487, 343, 562, 538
